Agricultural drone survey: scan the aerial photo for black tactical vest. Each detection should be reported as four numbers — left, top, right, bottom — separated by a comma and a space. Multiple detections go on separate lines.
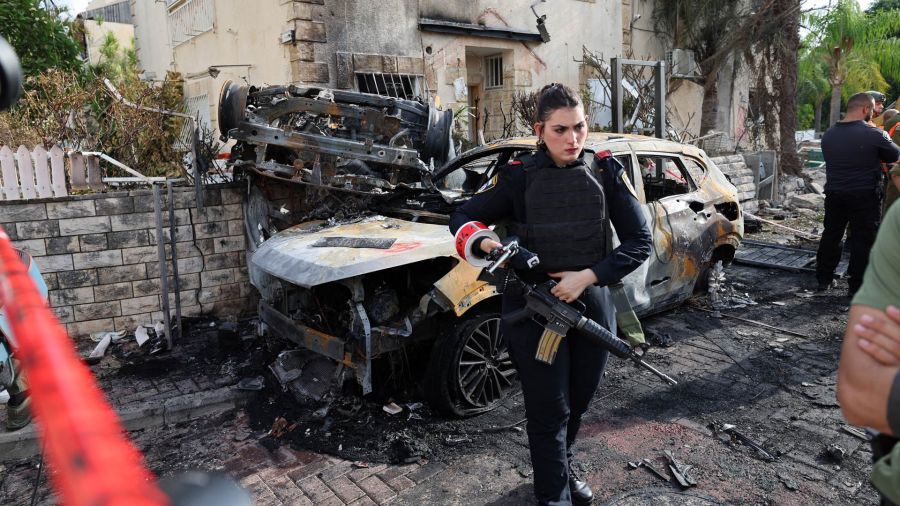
511, 153, 607, 272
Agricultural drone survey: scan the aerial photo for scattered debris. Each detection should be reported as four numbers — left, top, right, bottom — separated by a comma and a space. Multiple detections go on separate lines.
269, 350, 339, 403
707, 262, 757, 310
456, 417, 529, 435
134, 325, 151, 347
664, 450, 698, 488
388, 431, 430, 464
235, 376, 266, 391
778, 472, 800, 491
89, 330, 127, 343
85, 333, 113, 364
351, 461, 369, 469
693, 306, 811, 339
824, 443, 847, 463
444, 435, 472, 446
268, 417, 297, 438
134, 323, 168, 354
840, 425, 869, 441
383, 402, 403, 415
646, 328, 674, 348
628, 459, 670, 483
232, 428, 252, 442
710, 422, 778, 462
744, 212, 820, 241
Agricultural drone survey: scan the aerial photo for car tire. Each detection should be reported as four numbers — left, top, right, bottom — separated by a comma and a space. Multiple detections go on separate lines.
425, 311, 518, 417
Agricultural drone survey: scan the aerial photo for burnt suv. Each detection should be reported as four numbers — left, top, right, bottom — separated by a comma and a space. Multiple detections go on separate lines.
219, 82, 743, 416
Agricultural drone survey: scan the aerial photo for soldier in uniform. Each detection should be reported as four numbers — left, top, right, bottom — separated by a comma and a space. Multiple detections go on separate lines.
449, 83, 652, 505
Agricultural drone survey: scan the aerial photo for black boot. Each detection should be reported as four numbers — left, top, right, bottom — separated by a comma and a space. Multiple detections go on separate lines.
568, 463, 593, 505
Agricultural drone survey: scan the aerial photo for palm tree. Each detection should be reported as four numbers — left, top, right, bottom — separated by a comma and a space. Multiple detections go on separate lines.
798, 45, 831, 132
806, 0, 900, 125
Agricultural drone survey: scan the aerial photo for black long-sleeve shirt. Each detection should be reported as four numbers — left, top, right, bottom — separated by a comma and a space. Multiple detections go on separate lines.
449, 150, 652, 286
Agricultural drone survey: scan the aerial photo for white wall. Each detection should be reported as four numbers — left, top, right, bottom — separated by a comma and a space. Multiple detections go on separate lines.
84, 19, 134, 66
130, 0, 173, 80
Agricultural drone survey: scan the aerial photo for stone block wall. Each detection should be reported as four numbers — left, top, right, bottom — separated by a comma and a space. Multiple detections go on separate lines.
0, 184, 257, 339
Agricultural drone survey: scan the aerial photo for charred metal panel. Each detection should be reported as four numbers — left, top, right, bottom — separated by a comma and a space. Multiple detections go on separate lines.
259, 300, 347, 364
251, 216, 455, 288
220, 82, 455, 178
735, 240, 849, 274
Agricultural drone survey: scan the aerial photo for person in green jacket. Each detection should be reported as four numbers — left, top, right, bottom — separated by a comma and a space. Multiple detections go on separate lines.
838, 202, 900, 505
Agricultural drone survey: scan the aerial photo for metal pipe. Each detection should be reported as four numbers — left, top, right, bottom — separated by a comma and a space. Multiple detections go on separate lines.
167, 180, 182, 342
81, 151, 153, 182
744, 211, 820, 241
611, 57, 623, 134
153, 185, 173, 350
655, 60, 666, 139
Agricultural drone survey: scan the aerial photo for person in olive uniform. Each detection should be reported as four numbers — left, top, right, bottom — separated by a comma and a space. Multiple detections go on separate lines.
449, 84, 652, 505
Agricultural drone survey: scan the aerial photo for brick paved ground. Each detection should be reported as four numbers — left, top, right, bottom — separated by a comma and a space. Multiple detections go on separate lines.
0, 265, 882, 505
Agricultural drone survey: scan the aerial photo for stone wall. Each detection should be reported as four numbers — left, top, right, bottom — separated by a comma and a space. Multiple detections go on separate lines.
711, 154, 758, 213
0, 183, 257, 339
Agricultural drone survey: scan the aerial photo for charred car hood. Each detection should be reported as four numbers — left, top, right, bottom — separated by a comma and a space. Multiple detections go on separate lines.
251, 216, 455, 288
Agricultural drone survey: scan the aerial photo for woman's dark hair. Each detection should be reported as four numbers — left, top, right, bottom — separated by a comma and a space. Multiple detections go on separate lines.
535, 83, 583, 123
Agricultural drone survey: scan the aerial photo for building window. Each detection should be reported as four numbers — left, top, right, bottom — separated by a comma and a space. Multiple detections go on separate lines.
485, 55, 503, 89
83, 0, 131, 24
356, 73, 423, 100
168, 0, 214, 47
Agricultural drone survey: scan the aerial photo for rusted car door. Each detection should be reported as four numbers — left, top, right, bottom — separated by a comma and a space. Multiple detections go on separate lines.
627, 150, 711, 313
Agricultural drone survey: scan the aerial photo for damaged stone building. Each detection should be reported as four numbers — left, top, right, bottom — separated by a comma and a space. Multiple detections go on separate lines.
129, 0, 756, 148
132, 0, 621, 141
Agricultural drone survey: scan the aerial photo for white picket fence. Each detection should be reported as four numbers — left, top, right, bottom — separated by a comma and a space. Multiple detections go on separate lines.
0, 145, 106, 201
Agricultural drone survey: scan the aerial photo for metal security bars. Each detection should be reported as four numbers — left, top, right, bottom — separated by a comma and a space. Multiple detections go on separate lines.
485, 55, 503, 89
355, 73, 423, 100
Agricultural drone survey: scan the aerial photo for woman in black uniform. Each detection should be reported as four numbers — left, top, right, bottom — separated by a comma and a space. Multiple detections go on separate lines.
449, 83, 652, 505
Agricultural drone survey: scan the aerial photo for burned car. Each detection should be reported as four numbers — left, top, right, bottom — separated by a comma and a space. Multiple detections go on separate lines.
218, 82, 743, 416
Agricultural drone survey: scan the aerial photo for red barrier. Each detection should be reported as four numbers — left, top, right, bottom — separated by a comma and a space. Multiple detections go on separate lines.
0, 227, 168, 506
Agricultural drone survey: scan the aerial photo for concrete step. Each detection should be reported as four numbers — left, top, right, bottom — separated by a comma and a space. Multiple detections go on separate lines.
0, 386, 254, 461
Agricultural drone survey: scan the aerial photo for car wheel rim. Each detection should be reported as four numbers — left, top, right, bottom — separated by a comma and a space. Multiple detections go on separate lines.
457, 317, 516, 408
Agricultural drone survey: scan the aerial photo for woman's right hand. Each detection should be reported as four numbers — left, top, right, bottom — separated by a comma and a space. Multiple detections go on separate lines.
479, 238, 503, 255
854, 305, 900, 366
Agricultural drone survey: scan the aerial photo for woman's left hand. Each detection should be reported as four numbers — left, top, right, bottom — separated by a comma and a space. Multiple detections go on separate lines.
548, 269, 599, 303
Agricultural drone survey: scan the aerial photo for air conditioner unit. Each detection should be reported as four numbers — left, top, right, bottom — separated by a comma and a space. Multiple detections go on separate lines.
666, 49, 697, 78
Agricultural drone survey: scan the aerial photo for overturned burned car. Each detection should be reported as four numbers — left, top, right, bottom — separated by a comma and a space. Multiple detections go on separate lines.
218, 82, 743, 416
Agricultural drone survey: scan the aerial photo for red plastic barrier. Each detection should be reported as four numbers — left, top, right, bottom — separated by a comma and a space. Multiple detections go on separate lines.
0, 227, 168, 506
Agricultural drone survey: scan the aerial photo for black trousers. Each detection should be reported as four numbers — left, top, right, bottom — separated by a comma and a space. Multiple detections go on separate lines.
816, 190, 881, 294
502, 285, 612, 506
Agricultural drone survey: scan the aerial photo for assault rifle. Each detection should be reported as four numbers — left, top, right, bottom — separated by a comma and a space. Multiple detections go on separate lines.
484, 240, 677, 386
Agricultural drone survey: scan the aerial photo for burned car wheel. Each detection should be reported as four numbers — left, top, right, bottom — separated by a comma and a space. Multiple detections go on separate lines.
426, 312, 518, 417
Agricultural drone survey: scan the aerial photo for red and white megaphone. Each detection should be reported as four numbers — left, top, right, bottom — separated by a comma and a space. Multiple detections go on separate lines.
454, 221, 500, 267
